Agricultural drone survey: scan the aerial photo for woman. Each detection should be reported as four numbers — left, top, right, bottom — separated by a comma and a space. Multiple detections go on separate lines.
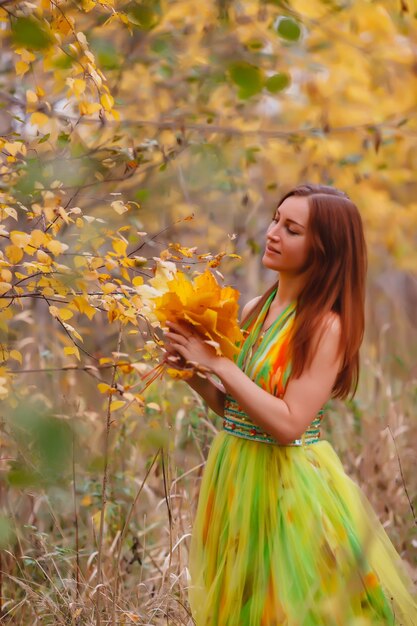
165, 184, 417, 625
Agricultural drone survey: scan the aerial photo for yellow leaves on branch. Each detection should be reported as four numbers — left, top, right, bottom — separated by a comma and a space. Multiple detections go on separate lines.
66, 77, 86, 97
134, 259, 177, 323
14, 48, 35, 77
6, 230, 68, 259
49, 306, 74, 321
153, 269, 244, 360
79, 101, 102, 116
72, 296, 96, 320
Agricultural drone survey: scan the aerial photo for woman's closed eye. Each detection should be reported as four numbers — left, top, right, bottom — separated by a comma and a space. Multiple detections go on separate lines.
270, 218, 300, 236
286, 225, 299, 235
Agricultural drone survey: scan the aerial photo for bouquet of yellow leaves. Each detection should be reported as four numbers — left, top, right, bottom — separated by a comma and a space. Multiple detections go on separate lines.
153, 269, 244, 361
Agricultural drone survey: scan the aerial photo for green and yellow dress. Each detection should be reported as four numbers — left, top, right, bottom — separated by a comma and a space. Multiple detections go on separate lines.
188, 288, 417, 626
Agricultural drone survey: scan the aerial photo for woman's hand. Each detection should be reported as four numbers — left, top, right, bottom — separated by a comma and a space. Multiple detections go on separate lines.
164, 321, 223, 374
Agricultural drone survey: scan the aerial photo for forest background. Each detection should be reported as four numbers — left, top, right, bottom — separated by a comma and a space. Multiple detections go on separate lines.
0, 0, 416, 624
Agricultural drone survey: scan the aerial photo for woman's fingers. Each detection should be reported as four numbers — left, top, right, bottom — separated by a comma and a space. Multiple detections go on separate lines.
166, 330, 188, 346
166, 320, 194, 338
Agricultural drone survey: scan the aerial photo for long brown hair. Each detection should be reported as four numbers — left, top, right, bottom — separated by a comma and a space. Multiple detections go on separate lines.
243, 184, 367, 399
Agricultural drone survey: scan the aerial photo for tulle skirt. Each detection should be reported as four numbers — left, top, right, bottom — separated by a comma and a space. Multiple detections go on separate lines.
188, 432, 417, 626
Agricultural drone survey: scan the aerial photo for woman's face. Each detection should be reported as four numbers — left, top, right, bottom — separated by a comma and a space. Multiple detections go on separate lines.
262, 195, 310, 274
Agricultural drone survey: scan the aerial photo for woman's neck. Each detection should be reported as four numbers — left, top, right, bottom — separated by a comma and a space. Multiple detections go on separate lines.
273, 272, 305, 308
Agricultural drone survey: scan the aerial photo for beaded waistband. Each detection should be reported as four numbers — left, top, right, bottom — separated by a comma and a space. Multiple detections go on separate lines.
223, 395, 322, 446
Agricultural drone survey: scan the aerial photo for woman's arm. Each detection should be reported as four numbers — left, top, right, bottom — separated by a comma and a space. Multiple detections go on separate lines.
166, 313, 342, 444
213, 313, 342, 443
164, 340, 226, 415
185, 371, 226, 416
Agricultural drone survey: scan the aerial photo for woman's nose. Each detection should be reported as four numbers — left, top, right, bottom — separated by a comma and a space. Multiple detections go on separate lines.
268, 224, 280, 240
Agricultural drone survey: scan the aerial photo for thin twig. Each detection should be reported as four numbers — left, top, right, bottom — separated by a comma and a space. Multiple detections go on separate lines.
386, 425, 416, 526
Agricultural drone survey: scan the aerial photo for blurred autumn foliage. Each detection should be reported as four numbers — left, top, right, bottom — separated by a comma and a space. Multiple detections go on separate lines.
0, 0, 416, 623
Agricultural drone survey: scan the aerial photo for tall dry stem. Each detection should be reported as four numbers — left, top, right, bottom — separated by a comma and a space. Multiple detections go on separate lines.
111, 448, 161, 623
95, 325, 123, 626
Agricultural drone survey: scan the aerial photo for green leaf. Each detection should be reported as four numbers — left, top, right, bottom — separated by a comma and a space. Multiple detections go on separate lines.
91, 38, 121, 70
151, 35, 172, 55
275, 17, 301, 42
7, 465, 41, 488
53, 53, 73, 70
134, 188, 150, 202
228, 62, 264, 99
38, 133, 51, 144
0, 517, 13, 548
11, 16, 52, 50
128, 4, 159, 30
265, 73, 291, 93
246, 147, 261, 165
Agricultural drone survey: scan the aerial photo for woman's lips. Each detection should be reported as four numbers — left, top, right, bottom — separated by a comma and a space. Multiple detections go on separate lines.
266, 245, 281, 254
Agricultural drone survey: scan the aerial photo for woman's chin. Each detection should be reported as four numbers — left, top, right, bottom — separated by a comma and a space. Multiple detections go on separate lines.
262, 254, 281, 271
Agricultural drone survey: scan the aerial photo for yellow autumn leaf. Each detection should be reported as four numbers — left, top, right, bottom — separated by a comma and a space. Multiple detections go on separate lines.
1, 269, 12, 282
100, 93, 114, 111
166, 368, 194, 380
97, 382, 111, 394
4, 142, 22, 157
102, 282, 118, 294
15, 48, 36, 62
6, 245, 23, 264
79, 101, 102, 115
132, 276, 144, 287
82, 0, 96, 12
111, 200, 129, 215
72, 296, 96, 320
10, 231, 31, 248
146, 402, 161, 411
62, 324, 83, 342
80, 494, 92, 506
36, 250, 52, 264
30, 112, 49, 127
57, 207, 71, 224
0, 282, 11, 296
3, 206, 18, 220
58, 308, 74, 321
15, 61, 29, 76
49, 305, 59, 317
110, 400, 126, 411
30, 229, 48, 247
26, 90, 38, 112
64, 346, 80, 360
66, 77, 86, 97
9, 350, 23, 364
46, 239, 67, 255
112, 239, 128, 257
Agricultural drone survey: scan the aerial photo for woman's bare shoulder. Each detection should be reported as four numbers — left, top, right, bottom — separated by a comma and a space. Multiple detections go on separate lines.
240, 296, 262, 322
